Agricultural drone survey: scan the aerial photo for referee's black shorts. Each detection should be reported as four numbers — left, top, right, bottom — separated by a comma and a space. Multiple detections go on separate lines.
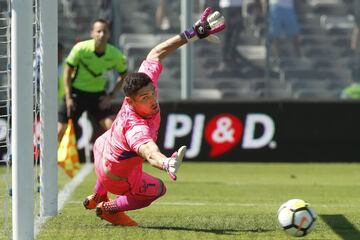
58, 87, 115, 124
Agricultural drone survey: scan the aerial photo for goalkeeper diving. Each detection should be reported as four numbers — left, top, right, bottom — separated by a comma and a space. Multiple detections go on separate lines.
83, 7, 226, 226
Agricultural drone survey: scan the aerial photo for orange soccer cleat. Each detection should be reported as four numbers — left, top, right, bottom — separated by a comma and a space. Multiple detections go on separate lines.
95, 201, 138, 226
83, 193, 109, 210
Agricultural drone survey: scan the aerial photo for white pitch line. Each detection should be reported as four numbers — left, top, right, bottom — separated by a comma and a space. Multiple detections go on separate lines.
63, 200, 360, 208
155, 202, 269, 207
154, 202, 360, 208
63, 200, 277, 208
34, 163, 93, 238
57, 164, 93, 210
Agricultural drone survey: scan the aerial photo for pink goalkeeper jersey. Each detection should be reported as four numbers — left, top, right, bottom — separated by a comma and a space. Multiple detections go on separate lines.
98, 59, 162, 177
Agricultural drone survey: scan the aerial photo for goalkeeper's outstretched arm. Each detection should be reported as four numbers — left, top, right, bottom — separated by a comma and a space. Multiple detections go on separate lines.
146, 34, 187, 62
138, 140, 186, 181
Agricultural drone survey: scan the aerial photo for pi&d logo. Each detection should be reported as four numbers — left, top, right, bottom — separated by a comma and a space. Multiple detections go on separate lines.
164, 112, 276, 159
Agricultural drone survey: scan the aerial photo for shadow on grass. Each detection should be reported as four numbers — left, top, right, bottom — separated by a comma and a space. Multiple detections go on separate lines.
321, 214, 360, 240
141, 226, 271, 235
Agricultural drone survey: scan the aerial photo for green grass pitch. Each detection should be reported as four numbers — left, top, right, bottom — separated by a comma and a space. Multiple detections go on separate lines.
3, 162, 360, 239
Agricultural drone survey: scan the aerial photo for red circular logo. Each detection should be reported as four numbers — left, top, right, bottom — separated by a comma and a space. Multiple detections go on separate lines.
204, 113, 243, 157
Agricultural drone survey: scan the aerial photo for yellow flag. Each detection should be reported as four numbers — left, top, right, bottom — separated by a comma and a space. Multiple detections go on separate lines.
57, 119, 80, 177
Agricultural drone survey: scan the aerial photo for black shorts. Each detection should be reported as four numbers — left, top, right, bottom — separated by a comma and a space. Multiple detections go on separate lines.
58, 88, 115, 124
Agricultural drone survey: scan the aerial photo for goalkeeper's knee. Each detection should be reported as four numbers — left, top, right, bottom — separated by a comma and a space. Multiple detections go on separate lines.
158, 178, 167, 198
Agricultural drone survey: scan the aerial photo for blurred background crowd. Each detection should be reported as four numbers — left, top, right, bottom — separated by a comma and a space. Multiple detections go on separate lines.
1, 0, 359, 102
55, 0, 360, 100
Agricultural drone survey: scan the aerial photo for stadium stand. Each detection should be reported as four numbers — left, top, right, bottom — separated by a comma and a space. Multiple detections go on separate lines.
0, 0, 8, 104
273, 0, 355, 98
192, 89, 223, 100
55, 0, 358, 100
293, 89, 342, 99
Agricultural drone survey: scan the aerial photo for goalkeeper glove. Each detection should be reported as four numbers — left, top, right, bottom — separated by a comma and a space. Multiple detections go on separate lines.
183, 7, 226, 44
162, 146, 187, 181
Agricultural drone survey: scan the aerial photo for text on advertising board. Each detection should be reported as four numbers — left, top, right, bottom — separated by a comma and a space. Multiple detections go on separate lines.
164, 113, 276, 158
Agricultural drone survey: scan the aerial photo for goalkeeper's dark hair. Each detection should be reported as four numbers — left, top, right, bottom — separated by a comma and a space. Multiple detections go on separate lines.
123, 72, 152, 98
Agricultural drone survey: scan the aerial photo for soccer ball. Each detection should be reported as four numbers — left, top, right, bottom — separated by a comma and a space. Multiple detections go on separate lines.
277, 199, 317, 237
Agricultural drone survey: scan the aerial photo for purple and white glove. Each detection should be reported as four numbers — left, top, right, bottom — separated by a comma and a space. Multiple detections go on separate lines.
183, 7, 226, 44
162, 146, 187, 181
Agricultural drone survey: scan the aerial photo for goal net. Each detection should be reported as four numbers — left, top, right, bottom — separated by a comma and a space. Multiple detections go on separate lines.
0, 0, 58, 239
0, 0, 11, 238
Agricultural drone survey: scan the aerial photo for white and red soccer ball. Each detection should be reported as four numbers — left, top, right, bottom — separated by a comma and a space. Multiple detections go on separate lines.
277, 199, 317, 237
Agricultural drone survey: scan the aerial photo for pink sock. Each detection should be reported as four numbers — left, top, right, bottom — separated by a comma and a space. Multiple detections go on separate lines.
94, 180, 107, 196
114, 195, 154, 212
